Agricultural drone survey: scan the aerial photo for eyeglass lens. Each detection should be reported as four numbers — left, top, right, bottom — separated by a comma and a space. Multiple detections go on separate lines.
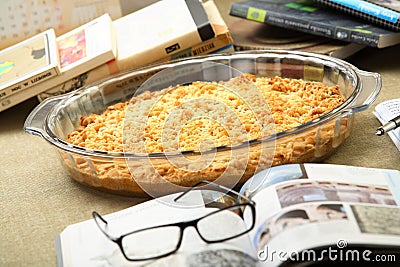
197, 204, 252, 242
122, 226, 181, 260
121, 203, 253, 260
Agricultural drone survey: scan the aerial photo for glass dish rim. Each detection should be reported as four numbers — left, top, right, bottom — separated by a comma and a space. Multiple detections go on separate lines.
41, 50, 362, 159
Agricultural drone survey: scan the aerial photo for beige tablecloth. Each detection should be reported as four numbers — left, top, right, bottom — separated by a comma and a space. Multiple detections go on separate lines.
1, 2, 400, 266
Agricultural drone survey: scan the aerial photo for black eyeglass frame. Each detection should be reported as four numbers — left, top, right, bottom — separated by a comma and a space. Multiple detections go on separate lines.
92, 181, 256, 261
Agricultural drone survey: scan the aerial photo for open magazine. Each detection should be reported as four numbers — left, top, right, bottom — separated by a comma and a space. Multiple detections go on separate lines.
56, 164, 400, 266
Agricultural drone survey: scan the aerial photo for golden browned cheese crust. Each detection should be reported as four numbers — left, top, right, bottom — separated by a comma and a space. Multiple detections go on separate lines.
64, 75, 346, 196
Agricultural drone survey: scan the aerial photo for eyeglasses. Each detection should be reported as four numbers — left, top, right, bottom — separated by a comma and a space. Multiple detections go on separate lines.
92, 181, 256, 261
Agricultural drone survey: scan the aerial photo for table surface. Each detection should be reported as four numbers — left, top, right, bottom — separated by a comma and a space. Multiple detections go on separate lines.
1, 1, 400, 266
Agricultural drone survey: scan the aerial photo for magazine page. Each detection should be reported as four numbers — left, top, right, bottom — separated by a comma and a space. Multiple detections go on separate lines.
57, 190, 257, 267
244, 163, 400, 226
254, 201, 400, 266
240, 163, 400, 266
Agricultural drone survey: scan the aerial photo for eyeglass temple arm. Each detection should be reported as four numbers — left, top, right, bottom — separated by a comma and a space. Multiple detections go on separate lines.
93, 211, 108, 225
173, 181, 210, 202
173, 180, 253, 204
92, 211, 119, 241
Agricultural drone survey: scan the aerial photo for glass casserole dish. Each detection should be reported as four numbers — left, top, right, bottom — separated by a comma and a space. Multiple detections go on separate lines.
24, 50, 381, 198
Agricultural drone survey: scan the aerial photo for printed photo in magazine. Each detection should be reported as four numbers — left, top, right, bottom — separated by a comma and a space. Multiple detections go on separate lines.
56, 164, 400, 266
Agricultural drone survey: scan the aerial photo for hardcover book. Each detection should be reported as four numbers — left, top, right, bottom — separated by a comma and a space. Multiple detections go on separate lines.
55, 163, 400, 266
313, 0, 400, 32
229, 0, 400, 48
0, 29, 60, 100
0, 13, 117, 112
0, 0, 122, 50
35, 0, 230, 103
109, 0, 215, 71
0, 0, 219, 112
228, 18, 366, 59
56, 13, 117, 80
35, 33, 234, 103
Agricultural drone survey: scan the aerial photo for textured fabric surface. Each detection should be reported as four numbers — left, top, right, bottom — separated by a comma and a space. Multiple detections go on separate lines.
2, 2, 400, 266
0, 97, 142, 266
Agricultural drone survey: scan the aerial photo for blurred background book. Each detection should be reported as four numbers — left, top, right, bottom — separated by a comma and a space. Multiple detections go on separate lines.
0, 14, 117, 112
228, 17, 366, 58
0, 0, 234, 111
0, 0, 122, 50
313, 0, 400, 32
4, 0, 400, 112
229, 0, 400, 48
0, 29, 60, 100
35, 0, 233, 103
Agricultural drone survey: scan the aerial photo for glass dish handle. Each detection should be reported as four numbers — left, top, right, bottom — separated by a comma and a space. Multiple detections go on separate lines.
346, 70, 382, 113
23, 95, 66, 137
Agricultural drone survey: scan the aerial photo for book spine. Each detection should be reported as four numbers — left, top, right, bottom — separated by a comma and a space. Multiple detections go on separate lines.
165, 32, 233, 60
0, 75, 54, 112
104, 0, 217, 74
314, 0, 400, 31
229, 2, 381, 47
0, 67, 59, 100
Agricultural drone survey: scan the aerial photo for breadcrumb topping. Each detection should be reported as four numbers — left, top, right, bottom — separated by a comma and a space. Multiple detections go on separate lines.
66, 75, 344, 153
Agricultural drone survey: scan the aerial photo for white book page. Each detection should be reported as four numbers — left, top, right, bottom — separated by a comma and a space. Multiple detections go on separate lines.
249, 164, 400, 227
246, 164, 400, 266
258, 202, 400, 266
373, 98, 400, 150
59, 190, 257, 267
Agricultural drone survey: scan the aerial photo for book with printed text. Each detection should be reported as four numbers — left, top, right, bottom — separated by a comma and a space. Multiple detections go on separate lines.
34, 0, 231, 103
0, 13, 116, 112
0, 29, 60, 100
0, 0, 220, 112
229, 0, 400, 48
313, 0, 400, 31
228, 18, 366, 59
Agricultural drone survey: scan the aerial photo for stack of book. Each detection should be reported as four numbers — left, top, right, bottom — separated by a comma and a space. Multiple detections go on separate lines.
0, 0, 234, 112
0, 13, 117, 111
229, 0, 400, 51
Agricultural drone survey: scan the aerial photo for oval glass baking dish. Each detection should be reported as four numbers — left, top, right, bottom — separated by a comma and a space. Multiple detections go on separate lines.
24, 50, 381, 198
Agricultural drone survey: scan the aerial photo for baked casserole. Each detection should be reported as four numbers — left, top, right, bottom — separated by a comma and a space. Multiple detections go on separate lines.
24, 51, 381, 197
